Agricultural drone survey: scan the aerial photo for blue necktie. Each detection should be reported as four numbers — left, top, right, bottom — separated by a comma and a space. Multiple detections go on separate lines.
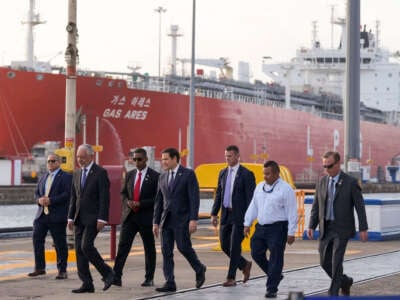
81, 168, 87, 189
223, 168, 232, 208
327, 177, 335, 220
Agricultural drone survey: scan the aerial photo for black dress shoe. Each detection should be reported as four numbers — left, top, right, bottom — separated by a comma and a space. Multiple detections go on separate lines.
72, 284, 95, 293
141, 279, 154, 287
55, 271, 68, 279
196, 265, 206, 288
265, 291, 277, 298
155, 283, 177, 292
341, 277, 353, 296
112, 277, 122, 287
28, 270, 46, 277
103, 270, 115, 291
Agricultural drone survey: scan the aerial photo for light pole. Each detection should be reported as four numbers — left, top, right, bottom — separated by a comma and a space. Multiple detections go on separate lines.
154, 6, 166, 77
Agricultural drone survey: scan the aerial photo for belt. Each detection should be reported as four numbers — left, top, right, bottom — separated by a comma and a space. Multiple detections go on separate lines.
258, 221, 288, 227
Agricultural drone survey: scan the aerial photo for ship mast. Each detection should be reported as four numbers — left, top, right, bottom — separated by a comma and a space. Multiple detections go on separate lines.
22, 0, 45, 69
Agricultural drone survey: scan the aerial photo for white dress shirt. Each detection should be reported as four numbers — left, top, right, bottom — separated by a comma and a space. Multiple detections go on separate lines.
244, 178, 298, 236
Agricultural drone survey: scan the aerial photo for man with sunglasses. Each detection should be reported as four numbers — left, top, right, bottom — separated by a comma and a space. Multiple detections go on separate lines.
112, 148, 159, 287
244, 160, 297, 298
29, 153, 72, 280
307, 151, 368, 296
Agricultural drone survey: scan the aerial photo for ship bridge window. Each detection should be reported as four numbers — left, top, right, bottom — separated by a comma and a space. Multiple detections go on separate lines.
362, 58, 371, 64
317, 57, 324, 63
388, 73, 392, 78
36, 74, 44, 80
333, 58, 338, 63
325, 58, 332, 63
340, 58, 345, 63
6, 71, 16, 79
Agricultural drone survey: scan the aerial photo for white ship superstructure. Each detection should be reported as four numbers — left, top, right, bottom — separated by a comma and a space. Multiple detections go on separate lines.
262, 14, 400, 116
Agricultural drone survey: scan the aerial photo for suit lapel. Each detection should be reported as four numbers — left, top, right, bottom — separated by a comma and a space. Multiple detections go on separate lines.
129, 170, 137, 198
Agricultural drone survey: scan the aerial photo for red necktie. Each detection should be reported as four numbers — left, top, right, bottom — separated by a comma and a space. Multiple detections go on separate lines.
133, 171, 142, 212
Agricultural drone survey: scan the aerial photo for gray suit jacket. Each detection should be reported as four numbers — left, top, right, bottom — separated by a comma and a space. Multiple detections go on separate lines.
308, 171, 368, 239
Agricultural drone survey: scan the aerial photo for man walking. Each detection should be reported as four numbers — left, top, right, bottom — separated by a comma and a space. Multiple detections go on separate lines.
29, 153, 72, 279
153, 148, 206, 292
113, 148, 159, 287
211, 145, 256, 286
68, 144, 115, 293
244, 160, 297, 298
307, 151, 368, 296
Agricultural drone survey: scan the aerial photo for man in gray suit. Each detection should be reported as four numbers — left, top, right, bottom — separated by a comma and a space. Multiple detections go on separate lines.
153, 148, 206, 292
307, 151, 368, 296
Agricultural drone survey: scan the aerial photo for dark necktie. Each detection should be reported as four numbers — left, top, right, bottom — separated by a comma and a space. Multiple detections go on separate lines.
133, 171, 142, 212
168, 171, 175, 191
223, 168, 232, 208
327, 177, 335, 220
81, 168, 87, 189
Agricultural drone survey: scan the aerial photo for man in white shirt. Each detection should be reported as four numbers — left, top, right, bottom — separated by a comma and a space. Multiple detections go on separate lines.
244, 160, 297, 298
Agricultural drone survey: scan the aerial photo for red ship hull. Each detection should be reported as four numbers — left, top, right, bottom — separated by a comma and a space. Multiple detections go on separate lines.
0, 67, 398, 179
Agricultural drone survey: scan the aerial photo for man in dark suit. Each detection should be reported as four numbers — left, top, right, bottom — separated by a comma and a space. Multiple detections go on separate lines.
28, 153, 72, 279
113, 148, 159, 287
153, 147, 206, 292
211, 145, 256, 286
68, 144, 115, 293
307, 151, 368, 296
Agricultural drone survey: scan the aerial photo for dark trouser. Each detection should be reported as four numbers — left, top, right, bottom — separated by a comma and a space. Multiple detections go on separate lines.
219, 222, 248, 279
113, 213, 156, 281
319, 224, 350, 296
250, 222, 288, 293
160, 220, 203, 284
33, 217, 68, 272
74, 222, 113, 284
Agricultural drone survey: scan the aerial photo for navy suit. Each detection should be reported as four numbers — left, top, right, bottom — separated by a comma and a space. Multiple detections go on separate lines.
309, 171, 368, 295
211, 165, 256, 279
68, 163, 113, 285
153, 165, 204, 284
113, 167, 159, 282
33, 169, 72, 273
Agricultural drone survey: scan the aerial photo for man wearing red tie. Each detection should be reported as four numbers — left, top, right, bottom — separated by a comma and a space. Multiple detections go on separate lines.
113, 148, 160, 287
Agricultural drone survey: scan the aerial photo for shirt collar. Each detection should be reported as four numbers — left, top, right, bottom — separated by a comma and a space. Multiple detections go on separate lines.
83, 161, 94, 173
49, 168, 61, 176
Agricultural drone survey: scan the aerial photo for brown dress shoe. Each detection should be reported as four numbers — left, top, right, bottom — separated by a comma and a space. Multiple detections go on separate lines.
28, 270, 46, 277
222, 279, 237, 287
242, 261, 252, 283
55, 271, 68, 279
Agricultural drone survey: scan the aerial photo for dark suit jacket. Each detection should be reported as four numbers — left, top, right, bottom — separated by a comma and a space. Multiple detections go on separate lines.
153, 165, 200, 228
121, 167, 159, 226
68, 163, 110, 226
309, 171, 368, 239
34, 169, 72, 223
211, 165, 256, 225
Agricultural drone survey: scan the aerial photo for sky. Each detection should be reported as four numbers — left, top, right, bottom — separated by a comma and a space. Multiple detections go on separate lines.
0, 0, 399, 81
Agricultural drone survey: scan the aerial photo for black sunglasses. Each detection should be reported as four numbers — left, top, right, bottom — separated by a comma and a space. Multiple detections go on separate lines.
323, 162, 336, 169
47, 160, 57, 163
132, 157, 143, 162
